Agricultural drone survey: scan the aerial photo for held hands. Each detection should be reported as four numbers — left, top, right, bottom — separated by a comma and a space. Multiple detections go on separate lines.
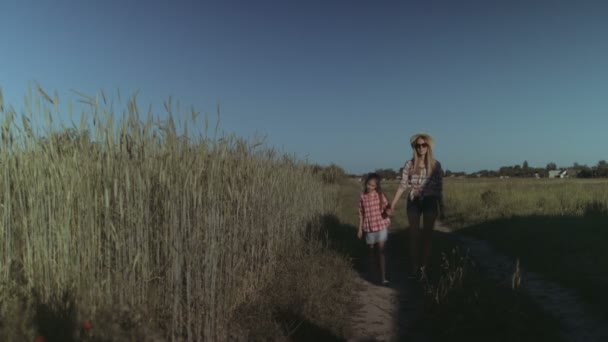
384, 202, 395, 217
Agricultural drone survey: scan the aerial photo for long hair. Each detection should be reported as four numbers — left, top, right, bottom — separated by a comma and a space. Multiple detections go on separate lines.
363, 172, 386, 212
410, 137, 436, 176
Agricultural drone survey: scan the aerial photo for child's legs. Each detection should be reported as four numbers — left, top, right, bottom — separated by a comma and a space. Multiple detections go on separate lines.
368, 243, 376, 276
365, 231, 377, 278
366, 229, 388, 282
377, 239, 387, 281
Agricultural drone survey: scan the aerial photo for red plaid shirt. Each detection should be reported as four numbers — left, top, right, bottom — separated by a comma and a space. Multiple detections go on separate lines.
358, 191, 391, 232
398, 160, 443, 199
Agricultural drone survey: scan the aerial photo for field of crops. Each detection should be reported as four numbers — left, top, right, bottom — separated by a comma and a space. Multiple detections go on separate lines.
0, 89, 354, 341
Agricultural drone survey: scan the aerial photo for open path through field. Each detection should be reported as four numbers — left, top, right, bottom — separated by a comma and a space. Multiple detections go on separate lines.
435, 223, 608, 342
345, 228, 428, 342
331, 180, 428, 341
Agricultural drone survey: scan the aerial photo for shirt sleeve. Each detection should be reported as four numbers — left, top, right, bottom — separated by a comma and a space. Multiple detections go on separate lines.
398, 160, 412, 191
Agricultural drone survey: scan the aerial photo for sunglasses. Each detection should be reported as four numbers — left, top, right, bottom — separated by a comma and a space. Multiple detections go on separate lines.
415, 143, 428, 148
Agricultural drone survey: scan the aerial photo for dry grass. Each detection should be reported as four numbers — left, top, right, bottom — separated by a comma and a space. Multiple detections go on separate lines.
418, 242, 566, 342
0, 86, 353, 341
437, 177, 608, 319
441, 177, 608, 228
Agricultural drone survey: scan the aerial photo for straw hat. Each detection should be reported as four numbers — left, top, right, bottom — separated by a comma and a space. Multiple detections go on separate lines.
409, 132, 435, 150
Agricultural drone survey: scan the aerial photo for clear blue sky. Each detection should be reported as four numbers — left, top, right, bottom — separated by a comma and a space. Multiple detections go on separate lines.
2, 0, 608, 174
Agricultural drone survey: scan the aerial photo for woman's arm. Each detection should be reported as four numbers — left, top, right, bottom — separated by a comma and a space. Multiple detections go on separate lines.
382, 193, 393, 216
391, 161, 411, 209
390, 188, 405, 210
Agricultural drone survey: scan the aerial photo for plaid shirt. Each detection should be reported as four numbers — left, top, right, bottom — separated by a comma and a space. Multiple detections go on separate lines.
398, 160, 443, 199
358, 191, 391, 232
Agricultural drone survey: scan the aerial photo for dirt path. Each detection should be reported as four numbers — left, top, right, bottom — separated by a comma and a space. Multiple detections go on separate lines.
346, 232, 427, 342
346, 221, 608, 341
435, 223, 608, 342
347, 276, 402, 341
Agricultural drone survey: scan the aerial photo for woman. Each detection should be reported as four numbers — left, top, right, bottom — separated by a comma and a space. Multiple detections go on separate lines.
390, 132, 443, 278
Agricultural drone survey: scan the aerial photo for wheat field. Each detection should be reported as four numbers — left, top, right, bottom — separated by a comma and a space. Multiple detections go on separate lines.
0, 87, 345, 341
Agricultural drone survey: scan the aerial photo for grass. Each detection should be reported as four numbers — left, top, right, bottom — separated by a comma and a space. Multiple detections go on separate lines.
419, 235, 566, 342
440, 177, 608, 228
459, 215, 608, 320
351, 180, 568, 341
0, 86, 356, 341
4, 83, 602, 340
437, 177, 608, 320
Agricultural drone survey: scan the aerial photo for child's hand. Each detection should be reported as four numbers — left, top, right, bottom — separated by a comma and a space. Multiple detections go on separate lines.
385, 207, 394, 216
357, 228, 363, 239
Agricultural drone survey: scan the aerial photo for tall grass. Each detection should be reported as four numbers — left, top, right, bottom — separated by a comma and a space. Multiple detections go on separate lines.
442, 178, 608, 228
0, 86, 339, 340
441, 177, 608, 322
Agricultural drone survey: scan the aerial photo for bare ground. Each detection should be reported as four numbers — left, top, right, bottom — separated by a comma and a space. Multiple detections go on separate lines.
346, 230, 428, 342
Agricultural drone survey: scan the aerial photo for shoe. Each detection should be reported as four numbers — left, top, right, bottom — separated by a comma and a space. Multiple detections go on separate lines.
382, 279, 390, 286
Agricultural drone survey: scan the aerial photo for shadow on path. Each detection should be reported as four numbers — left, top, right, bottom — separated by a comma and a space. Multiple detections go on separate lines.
442, 215, 608, 342
318, 214, 429, 341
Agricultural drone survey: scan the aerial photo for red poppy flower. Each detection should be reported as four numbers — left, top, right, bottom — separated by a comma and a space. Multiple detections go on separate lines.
83, 321, 93, 330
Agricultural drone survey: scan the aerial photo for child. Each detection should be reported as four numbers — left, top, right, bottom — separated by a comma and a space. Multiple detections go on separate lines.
358, 172, 393, 285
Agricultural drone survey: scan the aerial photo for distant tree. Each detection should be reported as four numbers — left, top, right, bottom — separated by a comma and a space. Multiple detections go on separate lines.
375, 168, 398, 180
597, 160, 608, 177
546, 162, 557, 171
533, 167, 547, 177
577, 169, 593, 178
397, 167, 404, 178
479, 169, 499, 178
523, 160, 529, 169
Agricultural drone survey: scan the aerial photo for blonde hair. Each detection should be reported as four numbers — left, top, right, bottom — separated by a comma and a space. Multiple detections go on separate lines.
410, 134, 436, 175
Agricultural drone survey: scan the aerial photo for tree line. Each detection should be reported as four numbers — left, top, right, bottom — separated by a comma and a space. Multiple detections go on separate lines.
468, 160, 608, 178
363, 160, 608, 179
